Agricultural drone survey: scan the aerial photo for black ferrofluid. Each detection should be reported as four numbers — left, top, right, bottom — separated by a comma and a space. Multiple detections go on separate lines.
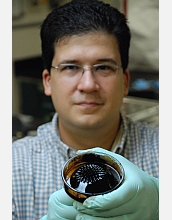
69, 163, 120, 194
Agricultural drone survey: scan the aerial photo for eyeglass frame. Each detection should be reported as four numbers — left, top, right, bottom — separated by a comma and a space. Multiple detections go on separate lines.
51, 63, 123, 78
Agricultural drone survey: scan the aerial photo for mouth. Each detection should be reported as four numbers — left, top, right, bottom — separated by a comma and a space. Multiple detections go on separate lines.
76, 101, 103, 109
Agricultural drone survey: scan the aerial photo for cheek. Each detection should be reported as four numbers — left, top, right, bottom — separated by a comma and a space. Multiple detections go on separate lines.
104, 78, 125, 97
102, 79, 125, 107
51, 76, 68, 94
50, 79, 74, 110
51, 91, 68, 115
50, 80, 64, 105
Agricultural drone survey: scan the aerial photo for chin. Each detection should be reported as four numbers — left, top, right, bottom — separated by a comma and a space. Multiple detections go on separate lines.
74, 116, 106, 129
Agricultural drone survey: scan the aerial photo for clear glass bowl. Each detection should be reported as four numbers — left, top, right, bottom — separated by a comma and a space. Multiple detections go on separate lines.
61, 151, 125, 202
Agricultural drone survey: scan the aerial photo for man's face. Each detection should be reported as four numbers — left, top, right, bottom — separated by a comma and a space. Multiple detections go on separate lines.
43, 33, 130, 131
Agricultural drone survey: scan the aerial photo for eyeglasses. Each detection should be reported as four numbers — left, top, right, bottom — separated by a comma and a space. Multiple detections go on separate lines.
51, 63, 122, 79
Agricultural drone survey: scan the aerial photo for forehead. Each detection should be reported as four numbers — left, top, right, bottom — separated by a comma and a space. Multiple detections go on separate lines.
56, 32, 118, 47
53, 32, 121, 63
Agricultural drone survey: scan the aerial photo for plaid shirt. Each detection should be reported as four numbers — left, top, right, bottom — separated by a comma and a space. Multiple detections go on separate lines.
12, 113, 159, 220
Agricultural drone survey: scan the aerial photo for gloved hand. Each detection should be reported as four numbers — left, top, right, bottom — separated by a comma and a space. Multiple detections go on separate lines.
73, 147, 159, 220
40, 188, 79, 220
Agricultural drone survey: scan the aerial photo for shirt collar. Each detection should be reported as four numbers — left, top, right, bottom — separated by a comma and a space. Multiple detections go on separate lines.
110, 112, 128, 154
52, 112, 128, 156
52, 113, 77, 158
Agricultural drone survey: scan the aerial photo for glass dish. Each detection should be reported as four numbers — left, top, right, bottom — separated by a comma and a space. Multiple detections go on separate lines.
61, 151, 125, 202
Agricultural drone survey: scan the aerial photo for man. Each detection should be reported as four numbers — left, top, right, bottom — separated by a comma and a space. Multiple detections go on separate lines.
12, 0, 159, 219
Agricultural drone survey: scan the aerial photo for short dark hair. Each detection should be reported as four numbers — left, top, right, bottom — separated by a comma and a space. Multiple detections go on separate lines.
40, 0, 131, 72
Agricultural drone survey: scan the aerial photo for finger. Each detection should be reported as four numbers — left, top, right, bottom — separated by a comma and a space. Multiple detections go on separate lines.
76, 147, 113, 156
54, 188, 75, 205
74, 195, 139, 217
40, 215, 47, 220
47, 204, 79, 220
80, 178, 138, 210
76, 148, 96, 155
76, 213, 115, 220
76, 212, 140, 220
48, 189, 79, 219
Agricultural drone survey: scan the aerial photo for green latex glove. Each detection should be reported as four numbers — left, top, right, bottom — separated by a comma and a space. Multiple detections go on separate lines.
73, 147, 159, 220
40, 188, 79, 220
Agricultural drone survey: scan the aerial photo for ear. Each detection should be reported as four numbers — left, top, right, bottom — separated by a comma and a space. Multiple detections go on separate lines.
123, 69, 130, 95
42, 69, 51, 96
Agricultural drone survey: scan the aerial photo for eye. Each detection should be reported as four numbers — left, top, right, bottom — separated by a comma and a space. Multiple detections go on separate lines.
99, 65, 110, 70
95, 64, 115, 71
61, 64, 78, 70
93, 64, 119, 77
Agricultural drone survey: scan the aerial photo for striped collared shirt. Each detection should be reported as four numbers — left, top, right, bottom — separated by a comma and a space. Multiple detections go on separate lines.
12, 113, 159, 220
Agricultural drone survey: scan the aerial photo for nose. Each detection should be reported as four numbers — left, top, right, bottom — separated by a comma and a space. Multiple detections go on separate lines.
77, 68, 100, 92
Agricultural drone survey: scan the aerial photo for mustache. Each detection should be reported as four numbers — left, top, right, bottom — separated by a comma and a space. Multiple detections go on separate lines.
73, 95, 105, 104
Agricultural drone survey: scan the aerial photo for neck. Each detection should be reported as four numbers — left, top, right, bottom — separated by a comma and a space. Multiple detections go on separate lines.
58, 116, 121, 151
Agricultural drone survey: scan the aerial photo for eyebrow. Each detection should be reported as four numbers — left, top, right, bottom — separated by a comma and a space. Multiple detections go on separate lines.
97, 58, 118, 65
58, 58, 118, 65
58, 60, 78, 65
